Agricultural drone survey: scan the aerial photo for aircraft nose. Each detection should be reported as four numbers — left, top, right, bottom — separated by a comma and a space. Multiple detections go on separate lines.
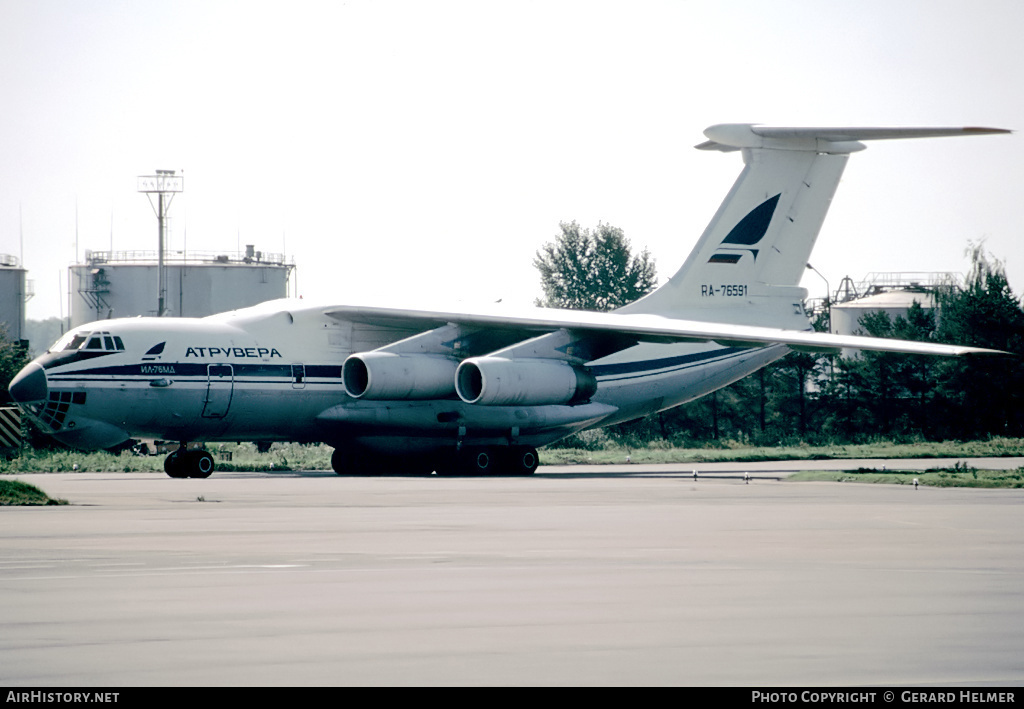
9, 362, 48, 404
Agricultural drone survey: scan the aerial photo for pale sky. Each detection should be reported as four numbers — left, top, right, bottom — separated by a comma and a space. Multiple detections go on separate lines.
2, 0, 1022, 322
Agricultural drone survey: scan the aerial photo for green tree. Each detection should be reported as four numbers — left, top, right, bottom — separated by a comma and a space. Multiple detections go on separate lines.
0, 328, 29, 406
25, 317, 64, 357
831, 304, 938, 437
932, 246, 1024, 438
815, 245, 1023, 442
534, 221, 657, 311
534, 221, 658, 447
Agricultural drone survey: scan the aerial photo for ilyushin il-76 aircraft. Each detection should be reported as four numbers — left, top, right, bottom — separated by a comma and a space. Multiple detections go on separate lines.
9, 124, 1011, 478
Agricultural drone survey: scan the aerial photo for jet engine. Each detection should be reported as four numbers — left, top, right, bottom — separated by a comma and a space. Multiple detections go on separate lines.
455, 357, 597, 406
342, 352, 458, 400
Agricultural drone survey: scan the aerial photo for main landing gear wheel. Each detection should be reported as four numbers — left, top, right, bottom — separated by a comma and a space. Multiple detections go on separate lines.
331, 446, 377, 476
331, 445, 538, 477
461, 448, 495, 475
164, 448, 215, 479
435, 447, 490, 476
332, 445, 431, 476
437, 446, 538, 476
505, 446, 539, 476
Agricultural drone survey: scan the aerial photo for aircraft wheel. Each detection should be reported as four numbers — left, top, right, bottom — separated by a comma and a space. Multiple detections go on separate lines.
470, 449, 494, 474
164, 449, 189, 478
332, 446, 377, 476
507, 446, 539, 476
331, 447, 352, 475
433, 452, 458, 477
453, 448, 494, 476
403, 457, 435, 476
189, 451, 215, 479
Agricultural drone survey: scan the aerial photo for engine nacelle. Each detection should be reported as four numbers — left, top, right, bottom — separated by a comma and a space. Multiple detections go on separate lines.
342, 352, 458, 400
455, 357, 597, 406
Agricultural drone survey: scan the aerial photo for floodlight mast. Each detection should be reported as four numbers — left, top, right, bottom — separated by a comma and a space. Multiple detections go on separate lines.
137, 170, 184, 316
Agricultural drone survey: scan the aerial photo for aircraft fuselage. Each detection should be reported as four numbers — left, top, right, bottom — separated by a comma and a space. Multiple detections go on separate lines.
14, 304, 785, 455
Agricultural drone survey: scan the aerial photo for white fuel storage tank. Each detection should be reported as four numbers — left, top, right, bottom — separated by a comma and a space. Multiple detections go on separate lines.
70, 246, 294, 328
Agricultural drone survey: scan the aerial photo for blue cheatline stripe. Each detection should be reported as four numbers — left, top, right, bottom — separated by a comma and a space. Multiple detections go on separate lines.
45, 363, 343, 379
0, 407, 21, 447
708, 253, 742, 264
590, 347, 747, 381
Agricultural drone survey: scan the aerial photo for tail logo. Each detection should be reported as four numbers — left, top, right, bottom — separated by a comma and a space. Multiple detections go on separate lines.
707, 193, 781, 264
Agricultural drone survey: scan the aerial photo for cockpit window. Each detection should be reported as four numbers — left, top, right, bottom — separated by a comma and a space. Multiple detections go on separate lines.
50, 332, 88, 353
107, 333, 125, 351
48, 330, 125, 353
66, 335, 88, 351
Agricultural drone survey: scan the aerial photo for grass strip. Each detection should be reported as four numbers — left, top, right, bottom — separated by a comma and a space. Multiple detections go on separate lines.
788, 464, 1024, 488
0, 478, 67, 505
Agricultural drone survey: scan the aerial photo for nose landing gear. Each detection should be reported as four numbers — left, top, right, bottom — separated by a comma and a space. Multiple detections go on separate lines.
164, 444, 215, 479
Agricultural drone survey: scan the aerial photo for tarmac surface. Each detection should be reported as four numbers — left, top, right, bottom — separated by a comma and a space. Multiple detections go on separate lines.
3, 460, 1024, 686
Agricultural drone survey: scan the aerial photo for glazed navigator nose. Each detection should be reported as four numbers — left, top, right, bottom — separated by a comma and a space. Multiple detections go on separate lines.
8, 362, 48, 404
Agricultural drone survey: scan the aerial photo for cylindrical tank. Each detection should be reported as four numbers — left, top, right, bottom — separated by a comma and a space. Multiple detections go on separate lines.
70, 248, 295, 328
0, 254, 27, 342
831, 289, 938, 358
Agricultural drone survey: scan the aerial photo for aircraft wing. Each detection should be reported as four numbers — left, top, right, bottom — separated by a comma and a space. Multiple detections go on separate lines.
325, 304, 1007, 358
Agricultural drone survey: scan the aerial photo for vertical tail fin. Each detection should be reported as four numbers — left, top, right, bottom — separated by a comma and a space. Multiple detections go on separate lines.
622, 124, 1009, 328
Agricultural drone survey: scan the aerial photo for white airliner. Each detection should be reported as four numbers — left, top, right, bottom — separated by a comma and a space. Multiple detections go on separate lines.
9, 124, 1010, 478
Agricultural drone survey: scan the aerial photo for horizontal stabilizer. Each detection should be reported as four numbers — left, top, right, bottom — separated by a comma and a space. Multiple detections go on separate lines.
696, 124, 1011, 153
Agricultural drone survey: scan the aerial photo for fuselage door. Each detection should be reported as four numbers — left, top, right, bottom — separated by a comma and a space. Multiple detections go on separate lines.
291, 364, 306, 390
202, 364, 234, 418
